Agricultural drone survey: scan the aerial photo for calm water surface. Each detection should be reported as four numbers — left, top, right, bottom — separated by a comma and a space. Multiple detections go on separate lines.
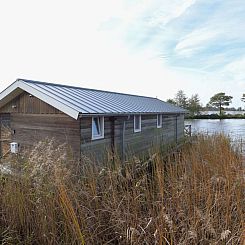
185, 119, 245, 139
201, 111, 245, 115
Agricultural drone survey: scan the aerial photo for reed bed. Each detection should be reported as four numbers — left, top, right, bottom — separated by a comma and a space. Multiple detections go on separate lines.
0, 134, 244, 244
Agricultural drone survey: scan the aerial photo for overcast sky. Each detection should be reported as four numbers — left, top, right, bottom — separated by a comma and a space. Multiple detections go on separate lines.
0, 0, 244, 107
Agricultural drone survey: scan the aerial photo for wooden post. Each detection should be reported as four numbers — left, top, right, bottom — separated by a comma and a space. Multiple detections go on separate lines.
122, 120, 126, 162
0, 121, 2, 158
109, 117, 115, 156
175, 115, 178, 143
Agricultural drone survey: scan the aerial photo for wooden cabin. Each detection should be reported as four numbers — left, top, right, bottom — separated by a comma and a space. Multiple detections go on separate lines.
0, 79, 187, 161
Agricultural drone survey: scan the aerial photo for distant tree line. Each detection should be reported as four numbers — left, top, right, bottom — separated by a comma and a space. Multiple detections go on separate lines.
166, 90, 202, 116
167, 91, 245, 116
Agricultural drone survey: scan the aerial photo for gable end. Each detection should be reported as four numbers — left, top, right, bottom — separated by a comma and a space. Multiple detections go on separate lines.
0, 92, 63, 114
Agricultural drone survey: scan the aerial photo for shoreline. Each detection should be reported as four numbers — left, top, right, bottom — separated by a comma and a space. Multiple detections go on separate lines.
185, 114, 245, 120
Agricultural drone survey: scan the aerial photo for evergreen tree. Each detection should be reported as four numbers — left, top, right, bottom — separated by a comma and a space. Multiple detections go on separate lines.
208, 92, 233, 116
166, 98, 177, 105
187, 94, 202, 116
174, 90, 188, 109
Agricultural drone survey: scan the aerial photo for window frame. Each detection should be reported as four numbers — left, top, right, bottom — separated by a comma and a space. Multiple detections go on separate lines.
91, 116, 104, 140
134, 115, 142, 133
157, 114, 162, 128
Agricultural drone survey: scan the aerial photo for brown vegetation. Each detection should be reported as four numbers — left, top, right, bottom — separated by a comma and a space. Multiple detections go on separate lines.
0, 135, 244, 244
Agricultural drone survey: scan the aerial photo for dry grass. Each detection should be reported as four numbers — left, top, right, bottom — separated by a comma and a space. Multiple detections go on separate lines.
0, 134, 244, 244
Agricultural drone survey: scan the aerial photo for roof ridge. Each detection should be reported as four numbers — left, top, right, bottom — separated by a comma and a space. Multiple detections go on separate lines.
17, 78, 159, 100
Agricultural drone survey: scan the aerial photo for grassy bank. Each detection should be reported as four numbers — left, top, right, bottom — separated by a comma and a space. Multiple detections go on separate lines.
0, 135, 244, 244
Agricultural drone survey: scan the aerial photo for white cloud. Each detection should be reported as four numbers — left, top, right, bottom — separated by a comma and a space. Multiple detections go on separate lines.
0, 0, 244, 109
175, 28, 220, 57
224, 57, 245, 81
147, 0, 196, 28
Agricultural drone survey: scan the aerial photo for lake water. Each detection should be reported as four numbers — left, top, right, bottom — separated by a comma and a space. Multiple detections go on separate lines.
201, 111, 245, 115
185, 119, 245, 139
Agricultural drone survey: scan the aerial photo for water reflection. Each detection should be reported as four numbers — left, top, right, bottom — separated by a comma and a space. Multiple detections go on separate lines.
185, 119, 245, 138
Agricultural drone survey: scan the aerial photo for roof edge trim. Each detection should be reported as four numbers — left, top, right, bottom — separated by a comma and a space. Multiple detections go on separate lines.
0, 80, 79, 120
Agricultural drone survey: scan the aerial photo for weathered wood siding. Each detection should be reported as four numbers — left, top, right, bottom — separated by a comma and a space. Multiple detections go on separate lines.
80, 117, 113, 162
0, 91, 185, 161
115, 114, 184, 158
0, 113, 11, 156
0, 92, 62, 114
10, 114, 80, 158
80, 114, 185, 161
0, 93, 80, 158
176, 114, 185, 140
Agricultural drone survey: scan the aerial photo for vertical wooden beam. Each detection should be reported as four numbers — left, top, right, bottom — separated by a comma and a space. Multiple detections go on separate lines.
175, 115, 178, 143
79, 117, 82, 161
109, 117, 115, 155
122, 120, 126, 162
0, 115, 2, 158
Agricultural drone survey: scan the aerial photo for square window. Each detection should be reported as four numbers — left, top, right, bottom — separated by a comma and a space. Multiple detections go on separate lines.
134, 115, 141, 132
157, 114, 162, 128
92, 116, 104, 140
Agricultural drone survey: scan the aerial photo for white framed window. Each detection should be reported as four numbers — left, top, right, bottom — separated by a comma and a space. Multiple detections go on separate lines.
92, 116, 104, 140
157, 114, 162, 128
134, 115, 141, 133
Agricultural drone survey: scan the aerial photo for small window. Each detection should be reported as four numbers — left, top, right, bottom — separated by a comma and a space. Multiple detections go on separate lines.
157, 114, 162, 128
134, 115, 141, 132
92, 116, 104, 140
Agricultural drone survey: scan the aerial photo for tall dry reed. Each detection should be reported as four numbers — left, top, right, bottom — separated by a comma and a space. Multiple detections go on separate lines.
0, 134, 244, 244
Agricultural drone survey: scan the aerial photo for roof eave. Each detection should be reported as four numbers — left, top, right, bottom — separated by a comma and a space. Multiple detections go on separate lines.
79, 111, 186, 117
0, 80, 79, 120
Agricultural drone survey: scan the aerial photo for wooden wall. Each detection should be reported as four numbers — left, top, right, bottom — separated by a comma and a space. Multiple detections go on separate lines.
0, 91, 185, 161
115, 114, 184, 159
80, 117, 113, 162
1, 113, 80, 159
0, 92, 80, 158
79, 114, 185, 162
0, 92, 62, 114
0, 113, 11, 157
10, 114, 80, 158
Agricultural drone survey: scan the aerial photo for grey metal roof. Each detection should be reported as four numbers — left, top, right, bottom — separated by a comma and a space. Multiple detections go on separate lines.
0, 79, 187, 119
